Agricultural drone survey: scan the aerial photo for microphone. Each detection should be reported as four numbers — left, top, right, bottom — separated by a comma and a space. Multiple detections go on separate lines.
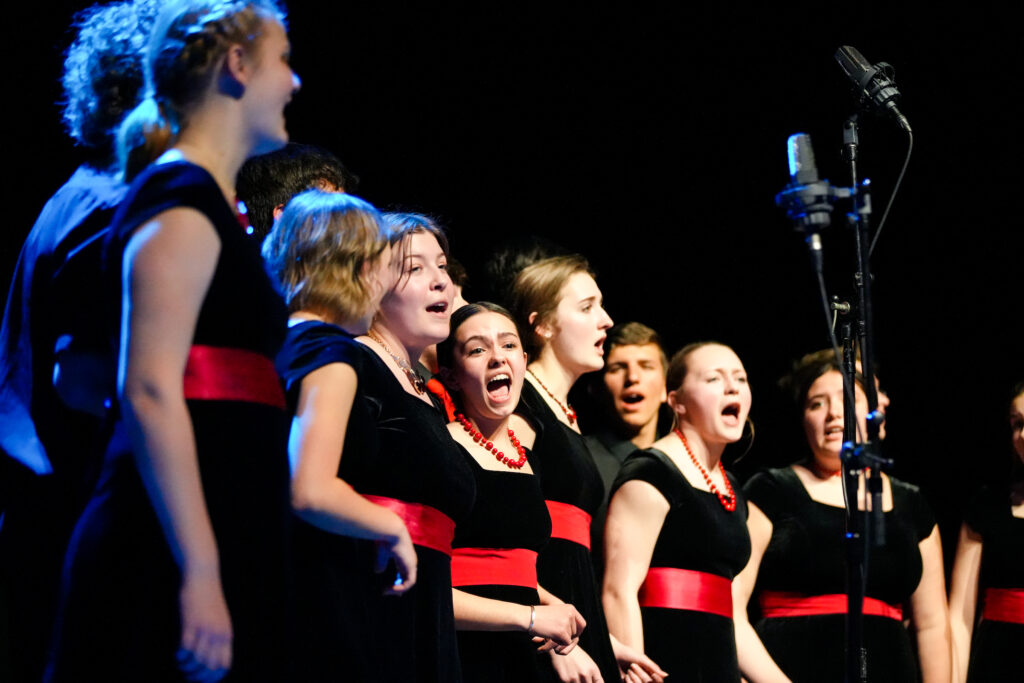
835, 46, 911, 132
775, 133, 834, 234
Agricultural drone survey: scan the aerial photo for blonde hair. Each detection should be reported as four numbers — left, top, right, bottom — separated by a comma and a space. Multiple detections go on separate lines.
262, 190, 391, 324
510, 254, 592, 357
118, 0, 285, 180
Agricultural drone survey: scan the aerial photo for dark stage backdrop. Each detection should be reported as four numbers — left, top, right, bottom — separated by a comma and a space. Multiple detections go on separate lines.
5, 4, 1022, 562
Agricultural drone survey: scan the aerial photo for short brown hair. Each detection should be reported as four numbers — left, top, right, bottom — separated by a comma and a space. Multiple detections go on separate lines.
262, 190, 391, 324
604, 322, 668, 373
510, 254, 592, 357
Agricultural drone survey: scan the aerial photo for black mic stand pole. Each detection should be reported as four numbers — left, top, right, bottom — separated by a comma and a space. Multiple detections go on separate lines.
839, 113, 892, 683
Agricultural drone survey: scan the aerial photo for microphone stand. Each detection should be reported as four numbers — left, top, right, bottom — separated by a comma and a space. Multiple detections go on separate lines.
839, 113, 892, 683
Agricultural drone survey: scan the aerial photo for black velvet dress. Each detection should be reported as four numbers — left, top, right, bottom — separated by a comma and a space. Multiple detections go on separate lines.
516, 381, 620, 683
962, 486, 1024, 683
452, 447, 551, 683
744, 467, 935, 683
353, 345, 477, 682
611, 447, 750, 683
276, 320, 391, 682
47, 161, 291, 682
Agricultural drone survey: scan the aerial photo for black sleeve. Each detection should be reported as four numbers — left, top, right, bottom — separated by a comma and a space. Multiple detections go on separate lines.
743, 469, 787, 522
611, 450, 677, 507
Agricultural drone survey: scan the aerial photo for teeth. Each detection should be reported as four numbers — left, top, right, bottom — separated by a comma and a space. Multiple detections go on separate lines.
490, 374, 510, 382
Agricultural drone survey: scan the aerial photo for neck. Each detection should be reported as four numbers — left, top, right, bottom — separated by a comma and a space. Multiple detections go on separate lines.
631, 415, 660, 449
678, 423, 724, 470
809, 453, 842, 478
464, 412, 511, 444
529, 351, 577, 401
291, 310, 367, 336
171, 108, 252, 205
369, 322, 422, 368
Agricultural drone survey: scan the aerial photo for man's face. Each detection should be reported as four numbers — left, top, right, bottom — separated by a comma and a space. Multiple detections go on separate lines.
602, 343, 666, 432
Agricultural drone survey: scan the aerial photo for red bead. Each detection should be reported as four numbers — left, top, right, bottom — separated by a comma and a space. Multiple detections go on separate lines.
674, 428, 736, 513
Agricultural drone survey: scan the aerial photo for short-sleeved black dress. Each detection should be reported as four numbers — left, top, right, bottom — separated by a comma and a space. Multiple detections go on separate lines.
349, 342, 477, 682
276, 320, 391, 682
452, 448, 551, 683
744, 467, 935, 683
962, 486, 1024, 683
47, 160, 291, 682
516, 381, 620, 683
611, 447, 751, 682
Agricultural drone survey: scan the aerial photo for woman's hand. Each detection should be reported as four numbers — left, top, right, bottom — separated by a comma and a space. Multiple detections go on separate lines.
375, 526, 418, 595
530, 603, 586, 652
177, 570, 232, 682
549, 644, 604, 683
609, 634, 667, 682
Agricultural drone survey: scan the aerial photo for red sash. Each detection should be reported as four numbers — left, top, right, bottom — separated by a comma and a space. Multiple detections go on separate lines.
546, 500, 591, 549
182, 345, 285, 409
451, 548, 538, 588
758, 591, 903, 620
638, 567, 733, 618
363, 495, 455, 557
982, 588, 1024, 624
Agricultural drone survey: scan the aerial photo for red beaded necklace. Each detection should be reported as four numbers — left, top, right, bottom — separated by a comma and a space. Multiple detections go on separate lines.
526, 369, 576, 425
674, 428, 736, 512
456, 413, 528, 470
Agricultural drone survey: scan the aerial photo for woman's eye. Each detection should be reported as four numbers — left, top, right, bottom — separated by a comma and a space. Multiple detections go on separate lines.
503, 342, 519, 350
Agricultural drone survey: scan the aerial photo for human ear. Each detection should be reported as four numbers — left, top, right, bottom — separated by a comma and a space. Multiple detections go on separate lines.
218, 44, 248, 98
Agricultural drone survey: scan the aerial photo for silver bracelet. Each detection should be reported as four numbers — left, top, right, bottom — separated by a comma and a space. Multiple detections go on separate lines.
528, 605, 536, 635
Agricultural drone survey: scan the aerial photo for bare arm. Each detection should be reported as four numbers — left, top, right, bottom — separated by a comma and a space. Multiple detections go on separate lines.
452, 589, 584, 650
911, 526, 952, 683
119, 208, 229, 679
947, 523, 982, 683
289, 362, 416, 592
602, 480, 668, 652
732, 502, 791, 683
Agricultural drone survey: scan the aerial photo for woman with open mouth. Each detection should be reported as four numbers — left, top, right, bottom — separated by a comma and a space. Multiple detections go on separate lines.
733, 351, 950, 683
603, 342, 759, 682
355, 213, 477, 682
949, 380, 1024, 683
512, 255, 664, 683
436, 302, 587, 682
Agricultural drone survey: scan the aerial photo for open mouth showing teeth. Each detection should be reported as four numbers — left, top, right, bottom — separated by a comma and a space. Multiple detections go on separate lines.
486, 374, 512, 400
426, 302, 448, 313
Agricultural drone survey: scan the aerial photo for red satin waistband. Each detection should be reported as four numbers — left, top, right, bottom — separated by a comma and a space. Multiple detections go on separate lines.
546, 500, 591, 549
182, 345, 285, 409
363, 495, 455, 557
982, 588, 1024, 624
758, 591, 903, 620
638, 567, 733, 618
451, 548, 538, 588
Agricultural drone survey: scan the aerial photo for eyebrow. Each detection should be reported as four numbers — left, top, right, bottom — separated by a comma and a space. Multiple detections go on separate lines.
461, 332, 518, 346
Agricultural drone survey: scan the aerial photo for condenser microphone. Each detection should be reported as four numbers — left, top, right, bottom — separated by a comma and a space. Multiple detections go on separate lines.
835, 45, 911, 132
775, 133, 834, 234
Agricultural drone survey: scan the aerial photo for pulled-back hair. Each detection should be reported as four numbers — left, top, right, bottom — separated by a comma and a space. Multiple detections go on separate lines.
262, 190, 391, 324
61, 0, 159, 165
665, 341, 724, 393
510, 254, 592, 358
237, 143, 359, 239
436, 302, 520, 374
118, 0, 286, 180
780, 348, 866, 409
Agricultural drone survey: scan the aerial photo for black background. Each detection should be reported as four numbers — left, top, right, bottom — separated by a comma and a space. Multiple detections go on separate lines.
6, 3, 1023, 560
